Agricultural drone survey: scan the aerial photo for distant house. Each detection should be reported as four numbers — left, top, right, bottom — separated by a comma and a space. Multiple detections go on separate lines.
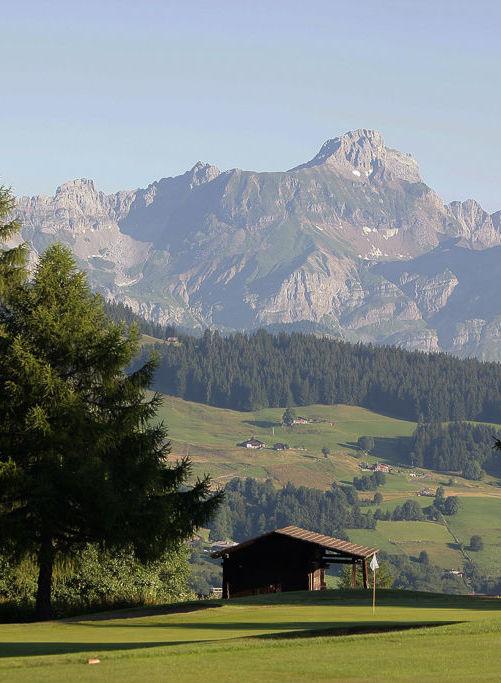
444, 569, 464, 578
273, 442, 289, 451
417, 488, 434, 497
239, 438, 266, 449
209, 540, 238, 554
293, 416, 309, 425
371, 463, 391, 473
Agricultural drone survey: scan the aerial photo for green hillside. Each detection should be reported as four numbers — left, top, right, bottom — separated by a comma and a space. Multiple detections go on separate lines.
3, 591, 501, 682
157, 395, 501, 575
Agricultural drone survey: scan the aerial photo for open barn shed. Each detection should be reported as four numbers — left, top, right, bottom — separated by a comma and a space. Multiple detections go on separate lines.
212, 525, 378, 598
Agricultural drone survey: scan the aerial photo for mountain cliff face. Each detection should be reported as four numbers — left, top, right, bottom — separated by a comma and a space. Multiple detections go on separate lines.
15, 129, 501, 359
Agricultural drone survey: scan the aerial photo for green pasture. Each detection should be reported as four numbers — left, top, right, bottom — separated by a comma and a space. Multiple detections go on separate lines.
3, 591, 501, 682
447, 497, 501, 574
154, 396, 501, 575
156, 395, 416, 488
348, 521, 463, 569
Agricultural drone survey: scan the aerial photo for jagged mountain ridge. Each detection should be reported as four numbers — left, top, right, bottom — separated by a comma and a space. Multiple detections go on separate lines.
15, 129, 501, 359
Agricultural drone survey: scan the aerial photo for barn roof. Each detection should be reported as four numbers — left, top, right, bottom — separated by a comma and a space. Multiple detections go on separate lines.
211, 525, 377, 559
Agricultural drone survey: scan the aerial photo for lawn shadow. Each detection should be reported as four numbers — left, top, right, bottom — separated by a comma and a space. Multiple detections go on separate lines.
0, 641, 191, 658
64, 601, 221, 623
255, 620, 461, 640
0, 621, 463, 659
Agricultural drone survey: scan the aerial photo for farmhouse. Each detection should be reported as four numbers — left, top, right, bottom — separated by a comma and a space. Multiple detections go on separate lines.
212, 525, 377, 599
371, 462, 391, 473
293, 416, 309, 424
238, 438, 266, 449
273, 442, 289, 451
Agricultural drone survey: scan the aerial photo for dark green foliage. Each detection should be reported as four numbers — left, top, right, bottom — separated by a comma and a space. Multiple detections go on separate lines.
391, 500, 424, 521
353, 471, 386, 491
152, 328, 501, 421
470, 535, 484, 551
339, 561, 393, 589
0, 545, 191, 620
0, 186, 28, 295
463, 460, 483, 480
443, 496, 461, 516
339, 551, 465, 594
389, 553, 465, 593
358, 436, 375, 452
208, 478, 375, 542
321, 446, 331, 458
373, 492, 384, 505
410, 422, 500, 477
418, 550, 430, 565
103, 300, 179, 339
188, 541, 222, 596
282, 407, 296, 426
0, 245, 220, 619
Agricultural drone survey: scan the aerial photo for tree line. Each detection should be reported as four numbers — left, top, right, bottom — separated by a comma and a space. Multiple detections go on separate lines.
409, 422, 501, 478
147, 329, 501, 422
208, 478, 376, 542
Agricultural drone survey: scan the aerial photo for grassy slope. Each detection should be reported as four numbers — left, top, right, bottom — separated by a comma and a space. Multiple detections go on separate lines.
157, 396, 501, 574
3, 591, 501, 682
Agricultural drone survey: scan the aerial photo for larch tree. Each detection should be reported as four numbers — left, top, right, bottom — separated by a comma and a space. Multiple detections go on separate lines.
0, 244, 221, 620
0, 186, 27, 294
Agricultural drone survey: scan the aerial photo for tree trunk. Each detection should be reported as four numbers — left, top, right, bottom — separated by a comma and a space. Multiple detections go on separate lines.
35, 536, 55, 621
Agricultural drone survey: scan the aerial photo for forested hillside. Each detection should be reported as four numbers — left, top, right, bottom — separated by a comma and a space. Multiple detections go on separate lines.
150, 329, 501, 422
208, 478, 375, 542
409, 422, 501, 478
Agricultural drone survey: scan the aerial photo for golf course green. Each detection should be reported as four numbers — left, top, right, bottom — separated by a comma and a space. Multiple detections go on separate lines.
2, 590, 501, 682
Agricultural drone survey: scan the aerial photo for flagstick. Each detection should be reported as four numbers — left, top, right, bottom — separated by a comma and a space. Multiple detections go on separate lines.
372, 566, 376, 615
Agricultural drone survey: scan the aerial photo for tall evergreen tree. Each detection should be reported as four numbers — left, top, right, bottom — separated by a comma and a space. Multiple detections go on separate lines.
0, 245, 221, 619
0, 186, 27, 295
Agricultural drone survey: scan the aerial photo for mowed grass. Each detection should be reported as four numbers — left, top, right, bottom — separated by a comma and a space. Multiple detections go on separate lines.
3, 591, 501, 682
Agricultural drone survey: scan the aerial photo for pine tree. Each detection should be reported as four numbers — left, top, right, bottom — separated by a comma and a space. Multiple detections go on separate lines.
0, 186, 28, 295
0, 245, 221, 620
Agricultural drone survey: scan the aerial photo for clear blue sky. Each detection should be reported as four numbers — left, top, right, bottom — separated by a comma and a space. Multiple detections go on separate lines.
2, 0, 500, 210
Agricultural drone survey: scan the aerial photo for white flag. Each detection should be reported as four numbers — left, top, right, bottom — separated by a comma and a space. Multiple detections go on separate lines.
370, 553, 379, 571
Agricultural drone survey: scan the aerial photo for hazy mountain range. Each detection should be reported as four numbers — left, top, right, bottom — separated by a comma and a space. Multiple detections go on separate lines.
15, 129, 501, 359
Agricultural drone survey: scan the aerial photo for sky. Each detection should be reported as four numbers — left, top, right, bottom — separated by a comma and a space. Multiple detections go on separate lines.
2, 0, 501, 211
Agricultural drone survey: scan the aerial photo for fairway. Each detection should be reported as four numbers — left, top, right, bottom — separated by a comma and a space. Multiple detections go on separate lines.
2, 591, 501, 682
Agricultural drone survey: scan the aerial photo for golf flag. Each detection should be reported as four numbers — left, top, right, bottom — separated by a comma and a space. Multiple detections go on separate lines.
370, 553, 378, 615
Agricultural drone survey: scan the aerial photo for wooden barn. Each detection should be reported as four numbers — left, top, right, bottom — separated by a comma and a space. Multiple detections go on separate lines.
212, 525, 378, 598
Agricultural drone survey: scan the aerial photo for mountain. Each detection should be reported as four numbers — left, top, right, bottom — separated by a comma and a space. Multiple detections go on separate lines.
15, 129, 501, 359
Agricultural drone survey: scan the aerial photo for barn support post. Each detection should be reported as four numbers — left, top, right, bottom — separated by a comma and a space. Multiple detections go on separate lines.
362, 559, 368, 589
351, 561, 357, 588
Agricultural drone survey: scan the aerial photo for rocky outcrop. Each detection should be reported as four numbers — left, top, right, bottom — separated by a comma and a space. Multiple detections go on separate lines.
447, 199, 501, 248
14, 129, 501, 359
397, 269, 459, 318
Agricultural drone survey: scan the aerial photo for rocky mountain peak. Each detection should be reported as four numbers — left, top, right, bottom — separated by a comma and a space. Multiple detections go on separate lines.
297, 128, 421, 183
187, 161, 221, 188
55, 178, 97, 196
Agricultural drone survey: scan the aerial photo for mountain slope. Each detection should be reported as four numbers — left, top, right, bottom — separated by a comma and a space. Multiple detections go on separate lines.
15, 129, 501, 357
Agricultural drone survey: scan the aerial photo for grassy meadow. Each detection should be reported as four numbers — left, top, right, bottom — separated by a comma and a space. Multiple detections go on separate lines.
156, 395, 501, 575
3, 590, 501, 682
